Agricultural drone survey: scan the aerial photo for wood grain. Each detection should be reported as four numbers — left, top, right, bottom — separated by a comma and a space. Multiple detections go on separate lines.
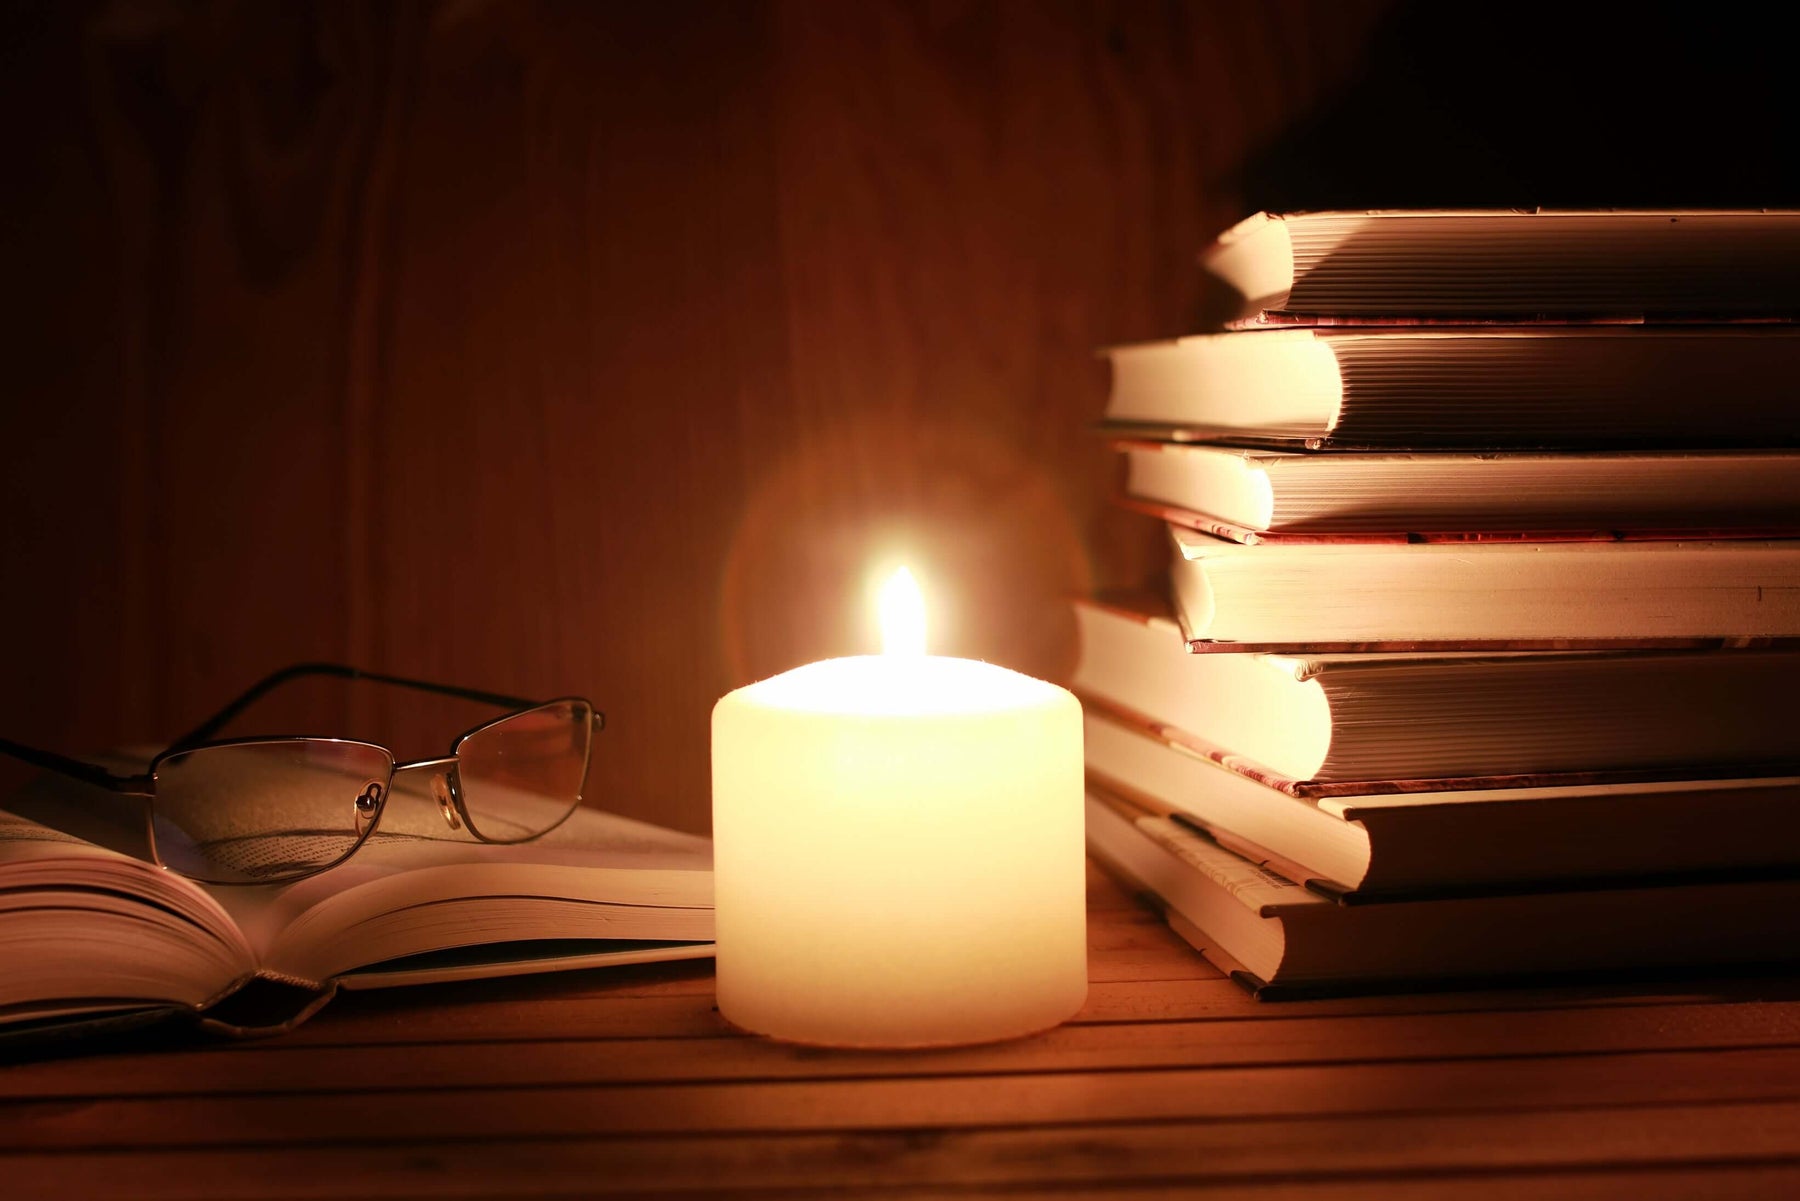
6, 864, 1800, 1196
17, 1044, 1800, 1150
0, 0, 1390, 828
10, 1103, 1800, 1196
8, 999, 1800, 1100
14, 6, 1800, 1198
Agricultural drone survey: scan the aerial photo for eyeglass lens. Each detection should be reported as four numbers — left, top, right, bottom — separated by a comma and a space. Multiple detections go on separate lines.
151, 740, 394, 884
453, 700, 592, 842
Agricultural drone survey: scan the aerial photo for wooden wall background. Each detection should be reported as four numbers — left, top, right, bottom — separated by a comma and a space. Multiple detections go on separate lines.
0, 0, 1396, 831
1, 0, 1404, 831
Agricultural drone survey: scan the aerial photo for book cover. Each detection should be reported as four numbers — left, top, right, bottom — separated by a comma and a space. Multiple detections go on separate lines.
1168, 523, 1800, 652
1084, 707, 1800, 900
1201, 210, 1800, 325
1110, 442, 1800, 543
1073, 595, 1800, 793
1086, 790, 1800, 997
1102, 326, 1800, 449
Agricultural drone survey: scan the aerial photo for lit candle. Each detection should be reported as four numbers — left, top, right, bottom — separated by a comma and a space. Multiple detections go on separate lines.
711, 567, 1087, 1047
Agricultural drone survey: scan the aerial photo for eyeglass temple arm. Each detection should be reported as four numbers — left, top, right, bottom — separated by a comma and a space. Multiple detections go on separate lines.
0, 737, 152, 792
165, 662, 593, 751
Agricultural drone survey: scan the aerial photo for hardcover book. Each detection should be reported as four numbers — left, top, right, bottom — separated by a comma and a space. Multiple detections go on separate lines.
1072, 595, 1800, 791
1085, 789, 1800, 997
1113, 441, 1800, 541
1102, 328, 1800, 449
1085, 705, 1800, 899
1200, 210, 1800, 325
1167, 523, 1800, 652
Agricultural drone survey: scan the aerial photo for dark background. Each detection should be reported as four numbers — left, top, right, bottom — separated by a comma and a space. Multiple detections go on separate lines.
3, 0, 1794, 832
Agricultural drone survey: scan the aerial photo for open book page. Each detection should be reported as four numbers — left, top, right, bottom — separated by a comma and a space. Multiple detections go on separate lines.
209, 796, 714, 986
0, 807, 253, 1021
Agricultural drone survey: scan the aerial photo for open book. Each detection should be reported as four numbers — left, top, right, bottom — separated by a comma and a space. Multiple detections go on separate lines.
0, 771, 713, 1047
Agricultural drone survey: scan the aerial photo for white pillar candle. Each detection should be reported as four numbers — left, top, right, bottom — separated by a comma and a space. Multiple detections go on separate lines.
711, 568, 1087, 1047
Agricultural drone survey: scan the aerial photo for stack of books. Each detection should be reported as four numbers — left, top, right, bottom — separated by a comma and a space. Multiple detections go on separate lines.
1079, 209, 1800, 996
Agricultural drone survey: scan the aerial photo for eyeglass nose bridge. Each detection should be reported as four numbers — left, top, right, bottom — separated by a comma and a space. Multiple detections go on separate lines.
352, 779, 386, 839
392, 756, 469, 833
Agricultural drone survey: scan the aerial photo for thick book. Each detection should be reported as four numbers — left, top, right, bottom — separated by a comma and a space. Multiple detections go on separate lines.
1071, 596, 1800, 790
1200, 209, 1800, 325
1114, 440, 1800, 541
1168, 523, 1800, 652
1102, 328, 1800, 449
1085, 706, 1800, 899
0, 777, 714, 1046
1085, 790, 1800, 997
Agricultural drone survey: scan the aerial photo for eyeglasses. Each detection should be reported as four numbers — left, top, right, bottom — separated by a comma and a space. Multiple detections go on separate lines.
0, 663, 604, 885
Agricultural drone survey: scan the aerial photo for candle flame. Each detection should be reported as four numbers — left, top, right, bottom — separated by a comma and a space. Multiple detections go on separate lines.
878, 567, 927, 657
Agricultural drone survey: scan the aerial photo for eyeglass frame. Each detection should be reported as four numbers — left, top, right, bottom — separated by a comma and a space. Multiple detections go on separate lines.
0, 662, 606, 883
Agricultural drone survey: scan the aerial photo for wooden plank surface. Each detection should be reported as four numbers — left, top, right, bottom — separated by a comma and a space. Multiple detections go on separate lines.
6, 865, 1800, 1199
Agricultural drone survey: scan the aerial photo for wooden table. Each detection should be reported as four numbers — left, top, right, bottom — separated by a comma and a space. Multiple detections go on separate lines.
7, 861, 1800, 1199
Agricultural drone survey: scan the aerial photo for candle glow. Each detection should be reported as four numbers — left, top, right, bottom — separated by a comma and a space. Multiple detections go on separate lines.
878, 567, 927, 657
